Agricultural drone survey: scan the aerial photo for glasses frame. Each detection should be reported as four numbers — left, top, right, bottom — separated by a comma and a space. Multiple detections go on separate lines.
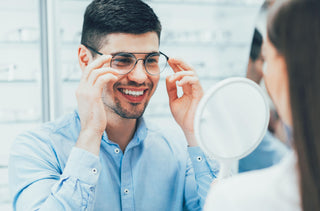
84, 44, 169, 76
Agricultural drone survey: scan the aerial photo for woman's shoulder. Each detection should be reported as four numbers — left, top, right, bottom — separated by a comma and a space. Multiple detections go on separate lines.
204, 152, 301, 211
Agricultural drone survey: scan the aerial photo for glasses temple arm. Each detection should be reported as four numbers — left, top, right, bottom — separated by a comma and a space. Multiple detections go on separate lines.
82, 44, 103, 56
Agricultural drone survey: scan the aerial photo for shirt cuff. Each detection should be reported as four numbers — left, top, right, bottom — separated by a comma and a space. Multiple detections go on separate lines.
62, 147, 101, 185
188, 146, 212, 174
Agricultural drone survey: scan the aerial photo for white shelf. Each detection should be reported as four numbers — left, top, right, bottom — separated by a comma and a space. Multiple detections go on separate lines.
0, 41, 39, 46
0, 79, 38, 83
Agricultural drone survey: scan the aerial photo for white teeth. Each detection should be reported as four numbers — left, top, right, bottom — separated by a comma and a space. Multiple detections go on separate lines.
121, 89, 144, 96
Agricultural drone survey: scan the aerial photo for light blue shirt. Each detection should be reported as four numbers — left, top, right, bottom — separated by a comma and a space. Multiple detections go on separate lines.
9, 110, 217, 211
239, 130, 289, 173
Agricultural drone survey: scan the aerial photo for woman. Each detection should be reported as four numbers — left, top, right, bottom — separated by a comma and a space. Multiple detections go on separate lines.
204, 0, 320, 210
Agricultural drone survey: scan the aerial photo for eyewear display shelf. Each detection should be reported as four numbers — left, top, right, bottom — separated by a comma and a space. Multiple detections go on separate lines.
0, 1, 42, 210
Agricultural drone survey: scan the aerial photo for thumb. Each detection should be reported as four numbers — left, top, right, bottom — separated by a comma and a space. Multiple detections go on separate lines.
166, 75, 178, 103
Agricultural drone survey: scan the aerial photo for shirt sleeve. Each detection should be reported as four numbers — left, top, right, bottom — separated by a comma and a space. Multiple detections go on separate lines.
183, 146, 218, 210
239, 130, 289, 172
9, 133, 101, 211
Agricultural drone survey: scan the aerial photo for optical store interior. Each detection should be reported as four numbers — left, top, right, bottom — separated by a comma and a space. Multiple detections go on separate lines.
0, 0, 281, 209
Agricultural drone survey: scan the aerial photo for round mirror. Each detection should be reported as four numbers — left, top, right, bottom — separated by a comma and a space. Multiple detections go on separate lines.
194, 77, 269, 178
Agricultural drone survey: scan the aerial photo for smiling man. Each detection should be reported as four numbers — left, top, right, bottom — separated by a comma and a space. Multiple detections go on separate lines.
8, 0, 215, 210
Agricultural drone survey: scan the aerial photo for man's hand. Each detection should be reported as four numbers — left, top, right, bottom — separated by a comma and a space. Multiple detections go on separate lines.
75, 55, 119, 155
166, 58, 204, 146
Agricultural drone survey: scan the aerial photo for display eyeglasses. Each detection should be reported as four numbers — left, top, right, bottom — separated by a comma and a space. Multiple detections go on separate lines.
84, 44, 169, 75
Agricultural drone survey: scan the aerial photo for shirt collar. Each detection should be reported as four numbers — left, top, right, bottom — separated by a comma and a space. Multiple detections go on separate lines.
103, 117, 148, 149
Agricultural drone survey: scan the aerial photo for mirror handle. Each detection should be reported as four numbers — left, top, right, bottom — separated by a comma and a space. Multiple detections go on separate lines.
218, 160, 239, 179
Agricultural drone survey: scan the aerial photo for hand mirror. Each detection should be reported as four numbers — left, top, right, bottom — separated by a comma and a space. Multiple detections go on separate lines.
194, 77, 269, 178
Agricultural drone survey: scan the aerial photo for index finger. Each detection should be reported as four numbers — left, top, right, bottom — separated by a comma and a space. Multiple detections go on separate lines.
168, 58, 194, 73
83, 55, 112, 80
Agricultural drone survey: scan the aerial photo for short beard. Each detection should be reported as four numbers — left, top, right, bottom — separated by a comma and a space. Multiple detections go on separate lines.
107, 98, 148, 119
102, 80, 155, 119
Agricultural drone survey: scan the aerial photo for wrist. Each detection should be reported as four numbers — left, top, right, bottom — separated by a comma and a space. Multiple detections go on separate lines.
76, 129, 103, 156
183, 130, 198, 147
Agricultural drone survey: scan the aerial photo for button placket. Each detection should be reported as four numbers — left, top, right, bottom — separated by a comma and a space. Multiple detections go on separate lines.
120, 151, 134, 209
124, 189, 129, 194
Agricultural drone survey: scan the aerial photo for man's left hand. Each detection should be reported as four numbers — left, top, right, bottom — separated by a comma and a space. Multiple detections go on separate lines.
166, 58, 204, 146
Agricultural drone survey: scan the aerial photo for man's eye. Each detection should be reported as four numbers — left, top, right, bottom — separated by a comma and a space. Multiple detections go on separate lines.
147, 57, 159, 64
113, 57, 133, 66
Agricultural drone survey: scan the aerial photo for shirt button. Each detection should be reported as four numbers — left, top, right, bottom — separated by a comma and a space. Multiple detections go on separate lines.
92, 168, 98, 174
196, 156, 203, 162
124, 189, 129, 194
114, 148, 120, 153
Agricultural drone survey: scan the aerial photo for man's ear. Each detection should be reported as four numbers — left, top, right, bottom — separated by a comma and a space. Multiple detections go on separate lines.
78, 44, 91, 71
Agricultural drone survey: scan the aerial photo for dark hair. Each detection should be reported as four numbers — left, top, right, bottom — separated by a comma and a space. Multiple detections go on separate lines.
80, 0, 161, 55
267, 1, 320, 210
249, 28, 263, 61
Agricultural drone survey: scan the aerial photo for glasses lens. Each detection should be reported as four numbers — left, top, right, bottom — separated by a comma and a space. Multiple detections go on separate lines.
145, 53, 168, 75
111, 53, 136, 74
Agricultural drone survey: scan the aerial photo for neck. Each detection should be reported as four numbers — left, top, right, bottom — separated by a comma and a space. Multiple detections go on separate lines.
105, 110, 137, 152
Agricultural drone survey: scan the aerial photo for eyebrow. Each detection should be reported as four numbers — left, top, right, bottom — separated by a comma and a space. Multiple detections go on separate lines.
84, 45, 160, 57
110, 51, 160, 56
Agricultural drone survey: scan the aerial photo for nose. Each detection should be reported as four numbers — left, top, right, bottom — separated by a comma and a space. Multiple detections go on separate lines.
127, 59, 148, 84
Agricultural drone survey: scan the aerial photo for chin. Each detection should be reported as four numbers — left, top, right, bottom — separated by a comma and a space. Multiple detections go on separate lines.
116, 110, 145, 119
114, 101, 147, 119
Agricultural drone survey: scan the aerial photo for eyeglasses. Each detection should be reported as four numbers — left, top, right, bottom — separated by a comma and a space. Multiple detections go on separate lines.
85, 45, 169, 75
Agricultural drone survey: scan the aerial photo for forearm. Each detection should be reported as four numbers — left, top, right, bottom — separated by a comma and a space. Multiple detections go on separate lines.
183, 131, 198, 147
75, 129, 103, 156
12, 147, 101, 211
16, 177, 96, 211
185, 147, 218, 209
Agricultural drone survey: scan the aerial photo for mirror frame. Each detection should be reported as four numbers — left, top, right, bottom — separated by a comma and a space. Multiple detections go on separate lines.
194, 77, 270, 160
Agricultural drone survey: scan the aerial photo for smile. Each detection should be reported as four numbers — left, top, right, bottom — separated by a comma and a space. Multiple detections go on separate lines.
119, 88, 146, 97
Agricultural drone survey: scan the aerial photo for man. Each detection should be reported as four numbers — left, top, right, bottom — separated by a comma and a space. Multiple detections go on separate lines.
239, 28, 289, 172
246, 28, 265, 84
9, 0, 215, 210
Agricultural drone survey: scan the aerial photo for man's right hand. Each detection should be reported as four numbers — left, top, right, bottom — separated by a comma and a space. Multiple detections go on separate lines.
75, 55, 119, 155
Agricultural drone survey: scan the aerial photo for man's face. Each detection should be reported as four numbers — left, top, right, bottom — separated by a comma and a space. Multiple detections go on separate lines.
97, 32, 160, 119
247, 54, 264, 84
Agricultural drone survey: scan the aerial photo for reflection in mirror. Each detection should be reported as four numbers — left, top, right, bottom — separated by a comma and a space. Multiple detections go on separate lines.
246, 0, 287, 145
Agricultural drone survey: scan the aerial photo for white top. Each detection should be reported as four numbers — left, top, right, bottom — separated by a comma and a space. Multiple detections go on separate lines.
204, 152, 301, 211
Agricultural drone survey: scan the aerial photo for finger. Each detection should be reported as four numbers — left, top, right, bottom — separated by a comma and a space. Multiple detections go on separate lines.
177, 76, 204, 99
166, 75, 178, 102
169, 71, 195, 83
88, 67, 119, 85
176, 75, 199, 87
94, 72, 119, 93
169, 62, 184, 73
168, 58, 194, 73
82, 55, 112, 81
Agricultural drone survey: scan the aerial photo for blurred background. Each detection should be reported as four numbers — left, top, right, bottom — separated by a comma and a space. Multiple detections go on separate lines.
0, 0, 264, 209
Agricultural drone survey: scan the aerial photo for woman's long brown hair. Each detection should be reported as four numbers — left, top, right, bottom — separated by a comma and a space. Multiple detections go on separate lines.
267, 0, 320, 211
267, 0, 320, 210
